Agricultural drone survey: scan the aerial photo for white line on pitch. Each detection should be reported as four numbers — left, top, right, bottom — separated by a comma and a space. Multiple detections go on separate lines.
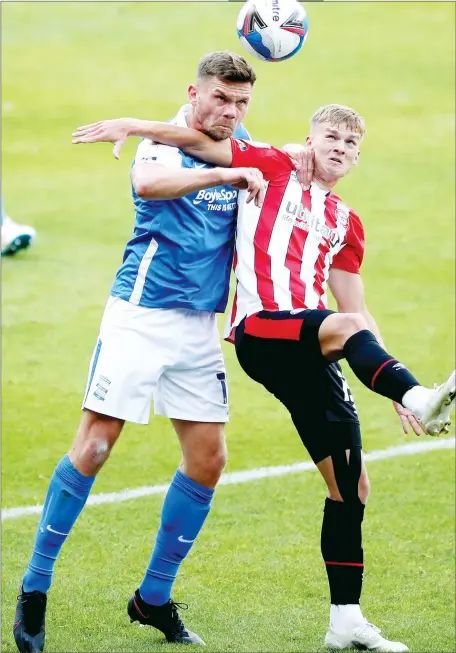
2, 438, 454, 521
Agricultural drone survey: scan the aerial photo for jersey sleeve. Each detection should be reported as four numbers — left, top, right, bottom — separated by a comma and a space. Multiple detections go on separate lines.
134, 139, 183, 168
230, 139, 294, 181
331, 212, 365, 274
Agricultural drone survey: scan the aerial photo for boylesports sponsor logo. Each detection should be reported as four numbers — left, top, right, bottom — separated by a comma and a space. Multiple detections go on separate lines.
193, 188, 238, 212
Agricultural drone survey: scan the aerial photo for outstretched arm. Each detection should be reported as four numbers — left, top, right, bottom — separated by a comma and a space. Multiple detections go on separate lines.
72, 118, 233, 166
74, 121, 264, 205
132, 162, 265, 205
328, 268, 423, 436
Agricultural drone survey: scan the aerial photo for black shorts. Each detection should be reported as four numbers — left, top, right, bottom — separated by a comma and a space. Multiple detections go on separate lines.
235, 309, 361, 464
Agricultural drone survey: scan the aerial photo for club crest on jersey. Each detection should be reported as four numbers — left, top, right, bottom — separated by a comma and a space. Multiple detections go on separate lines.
335, 202, 350, 228
236, 139, 249, 151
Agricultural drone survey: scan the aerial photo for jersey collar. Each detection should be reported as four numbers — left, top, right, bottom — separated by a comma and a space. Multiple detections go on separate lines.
173, 104, 191, 127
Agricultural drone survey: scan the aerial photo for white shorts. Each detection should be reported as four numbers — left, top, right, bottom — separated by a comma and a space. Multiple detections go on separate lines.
82, 297, 229, 424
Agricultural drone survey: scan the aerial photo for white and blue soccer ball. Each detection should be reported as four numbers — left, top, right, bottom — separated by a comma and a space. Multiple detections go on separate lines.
237, 0, 308, 63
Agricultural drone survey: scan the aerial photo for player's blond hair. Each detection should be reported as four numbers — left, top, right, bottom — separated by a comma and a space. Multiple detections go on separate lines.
310, 104, 366, 138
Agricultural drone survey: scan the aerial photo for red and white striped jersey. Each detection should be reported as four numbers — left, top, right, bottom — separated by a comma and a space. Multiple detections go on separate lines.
225, 138, 365, 341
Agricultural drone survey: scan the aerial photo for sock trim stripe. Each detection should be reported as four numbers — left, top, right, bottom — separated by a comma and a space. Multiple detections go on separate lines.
325, 561, 365, 567
370, 357, 395, 390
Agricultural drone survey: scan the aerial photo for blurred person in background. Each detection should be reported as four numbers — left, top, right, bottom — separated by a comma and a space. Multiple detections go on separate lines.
1, 196, 36, 255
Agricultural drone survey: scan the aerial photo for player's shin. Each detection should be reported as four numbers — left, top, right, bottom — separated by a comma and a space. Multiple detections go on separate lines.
321, 498, 365, 603
321, 498, 366, 625
343, 330, 419, 402
139, 469, 214, 606
22, 455, 96, 593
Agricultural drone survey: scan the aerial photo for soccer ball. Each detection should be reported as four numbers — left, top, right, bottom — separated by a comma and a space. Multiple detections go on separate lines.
237, 0, 308, 63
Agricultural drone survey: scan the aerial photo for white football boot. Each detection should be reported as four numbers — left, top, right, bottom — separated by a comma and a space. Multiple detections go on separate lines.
403, 371, 456, 436
1, 215, 36, 255
420, 371, 455, 435
325, 619, 409, 652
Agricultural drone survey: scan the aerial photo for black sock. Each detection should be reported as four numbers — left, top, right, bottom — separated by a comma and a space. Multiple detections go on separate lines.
343, 330, 420, 403
321, 498, 365, 605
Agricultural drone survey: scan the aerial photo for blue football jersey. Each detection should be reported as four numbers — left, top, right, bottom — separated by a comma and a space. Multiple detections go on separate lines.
110, 105, 250, 312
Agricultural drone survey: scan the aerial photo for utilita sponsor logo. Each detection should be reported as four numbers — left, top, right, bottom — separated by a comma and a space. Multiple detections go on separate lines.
282, 202, 340, 246
193, 188, 238, 205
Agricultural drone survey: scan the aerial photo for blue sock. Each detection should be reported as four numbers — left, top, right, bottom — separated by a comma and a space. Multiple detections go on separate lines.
22, 455, 95, 594
139, 469, 214, 606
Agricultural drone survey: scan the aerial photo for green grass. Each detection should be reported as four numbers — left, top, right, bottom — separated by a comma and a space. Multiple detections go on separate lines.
2, 2, 455, 652
2, 452, 455, 652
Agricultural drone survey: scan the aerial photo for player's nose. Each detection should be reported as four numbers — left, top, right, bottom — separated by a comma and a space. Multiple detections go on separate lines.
333, 145, 345, 156
222, 104, 237, 119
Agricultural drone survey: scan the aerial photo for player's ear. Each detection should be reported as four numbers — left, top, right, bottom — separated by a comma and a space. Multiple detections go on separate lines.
188, 84, 198, 106
305, 134, 312, 147
353, 150, 360, 166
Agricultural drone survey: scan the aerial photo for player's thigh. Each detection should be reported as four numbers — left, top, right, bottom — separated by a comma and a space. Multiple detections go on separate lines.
235, 313, 307, 388
235, 308, 331, 394
237, 308, 334, 369
82, 297, 167, 424
156, 363, 229, 423
171, 419, 227, 485
235, 320, 325, 455
154, 316, 229, 424
237, 328, 361, 468
318, 311, 368, 360
289, 362, 361, 465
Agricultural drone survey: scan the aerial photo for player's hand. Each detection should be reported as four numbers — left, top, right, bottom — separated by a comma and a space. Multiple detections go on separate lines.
281, 143, 314, 189
72, 118, 132, 159
393, 401, 423, 436
223, 167, 266, 207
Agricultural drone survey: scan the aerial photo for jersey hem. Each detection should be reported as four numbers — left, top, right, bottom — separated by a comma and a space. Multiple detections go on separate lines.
109, 290, 224, 313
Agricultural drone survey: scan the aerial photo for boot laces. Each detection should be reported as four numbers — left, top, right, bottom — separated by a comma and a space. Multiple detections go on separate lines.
357, 619, 381, 639
169, 601, 188, 634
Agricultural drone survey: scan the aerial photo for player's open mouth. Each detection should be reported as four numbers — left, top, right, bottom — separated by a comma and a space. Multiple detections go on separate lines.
329, 157, 342, 164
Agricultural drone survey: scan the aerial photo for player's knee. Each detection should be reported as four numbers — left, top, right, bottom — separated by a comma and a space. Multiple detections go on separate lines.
330, 446, 363, 505
341, 312, 368, 342
320, 312, 368, 359
204, 447, 228, 479
79, 437, 113, 472
186, 448, 227, 487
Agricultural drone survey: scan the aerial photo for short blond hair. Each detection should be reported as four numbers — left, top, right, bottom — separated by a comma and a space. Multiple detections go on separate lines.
310, 104, 366, 139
